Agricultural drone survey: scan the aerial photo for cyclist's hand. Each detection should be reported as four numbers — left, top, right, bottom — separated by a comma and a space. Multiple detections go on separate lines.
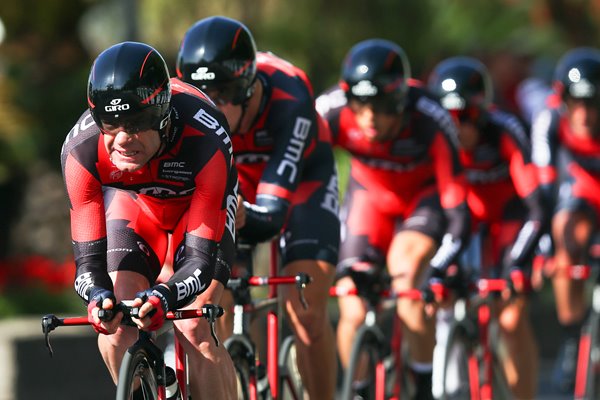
235, 194, 246, 229
420, 267, 445, 318
133, 286, 169, 331
87, 287, 120, 335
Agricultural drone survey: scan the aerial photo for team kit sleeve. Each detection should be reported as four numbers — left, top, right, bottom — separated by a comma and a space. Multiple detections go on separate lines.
61, 140, 114, 303
531, 108, 559, 211
501, 123, 549, 268
238, 100, 317, 243
428, 126, 471, 274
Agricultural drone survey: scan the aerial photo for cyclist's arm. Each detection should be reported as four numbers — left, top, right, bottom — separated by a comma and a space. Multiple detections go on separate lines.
62, 152, 113, 303
531, 108, 559, 210
429, 130, 471, 273
238, 101, 316, 243
502, 131, 548, 267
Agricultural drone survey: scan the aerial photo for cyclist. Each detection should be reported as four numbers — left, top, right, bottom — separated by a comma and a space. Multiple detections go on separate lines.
176, 16, 340, 400
531, 46, 600, 393
428, 56, 548, 399
61, 41, 238, 399
316, 39, 470, 399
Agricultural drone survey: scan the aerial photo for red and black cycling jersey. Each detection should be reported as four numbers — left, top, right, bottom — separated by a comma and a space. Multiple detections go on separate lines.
532, 92, 600, 220
61, 78, 237, 308
463, 107, 547, 268
233, 52, 339, 247
318, 81, 470, 272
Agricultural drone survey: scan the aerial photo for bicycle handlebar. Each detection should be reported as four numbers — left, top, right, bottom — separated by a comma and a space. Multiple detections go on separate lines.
227, 272, 312, 309
41, 303, 224, 357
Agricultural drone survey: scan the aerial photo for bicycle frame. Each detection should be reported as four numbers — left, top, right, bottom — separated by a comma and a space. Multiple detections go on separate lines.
331, 280, 423, 400
42, 304, 222, 399
226, 240, 311, 400
456, 276, 521, 400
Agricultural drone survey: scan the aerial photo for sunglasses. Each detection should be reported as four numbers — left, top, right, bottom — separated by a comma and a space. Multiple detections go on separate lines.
98, 107, 169, 134
348, 95, 401, 115
202, 81, 250, 106
449, 106, 482, 123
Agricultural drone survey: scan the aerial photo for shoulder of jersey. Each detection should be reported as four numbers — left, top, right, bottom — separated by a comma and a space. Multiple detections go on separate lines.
62, 109, 101, 155
316, 84, 347, 117
171, 77, 218, 108
488, 107, 529, 145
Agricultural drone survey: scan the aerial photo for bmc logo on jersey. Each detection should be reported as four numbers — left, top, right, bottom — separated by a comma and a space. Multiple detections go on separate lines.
104, 98, 131, 113
191, 67, 216, 81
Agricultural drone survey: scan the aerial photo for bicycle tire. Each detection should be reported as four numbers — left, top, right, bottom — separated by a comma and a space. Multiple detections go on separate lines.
441, 319, 478, 400
340, 325, 386, 400
583, 311, 600, 399
115, 346, 160, 400
278, 335, 304, 400
225, 335, 257, 400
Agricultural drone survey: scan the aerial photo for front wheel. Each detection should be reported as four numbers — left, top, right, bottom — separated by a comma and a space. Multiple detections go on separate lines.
115, 347, 160, 400
340, 326, 386, 400
225, 336, 254, 400
278, 335, 304, 400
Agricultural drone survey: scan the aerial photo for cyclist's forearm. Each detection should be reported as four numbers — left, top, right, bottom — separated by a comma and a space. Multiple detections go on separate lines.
430, 203, 470, 271
238, 197, 288, 243
73, 238, 112, 302
161, 235, 217, 309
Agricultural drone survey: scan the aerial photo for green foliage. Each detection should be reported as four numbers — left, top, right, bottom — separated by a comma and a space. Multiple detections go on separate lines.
0, 286, 82, 318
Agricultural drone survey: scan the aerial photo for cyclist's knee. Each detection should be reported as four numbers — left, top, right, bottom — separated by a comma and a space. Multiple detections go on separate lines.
499, 303, 528, 334
103, 325, 137, 349
289, 305, 329, 343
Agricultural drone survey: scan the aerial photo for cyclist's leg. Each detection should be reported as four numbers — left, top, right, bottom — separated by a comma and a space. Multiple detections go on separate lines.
492, 204, 539, 398
335, 176, 394, 369
279, 175, 340, 400
168, 207, 237, 400
282, 259, 336, 399
551, 207, 594, 391
336, 275, 367, 368
387, 191, 445, 399
174, 280, 237, 399
98, 188, 169, 383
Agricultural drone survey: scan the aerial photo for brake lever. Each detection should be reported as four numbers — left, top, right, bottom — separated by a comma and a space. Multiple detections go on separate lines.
41, 314, 60, 357
296, 273, 312, 310
202, 304, 223, 347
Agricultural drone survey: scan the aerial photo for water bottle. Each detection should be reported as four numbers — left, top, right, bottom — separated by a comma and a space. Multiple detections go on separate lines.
165, 366, 182, 400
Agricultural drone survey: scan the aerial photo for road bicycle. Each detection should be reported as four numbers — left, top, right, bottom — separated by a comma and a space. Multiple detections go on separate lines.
331, 264, 437, 400
225, 240, 311, 400
42, 301, 223, 400
439, 272, 526, 400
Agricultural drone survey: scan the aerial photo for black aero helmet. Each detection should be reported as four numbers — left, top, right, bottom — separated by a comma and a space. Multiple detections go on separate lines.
87, 41, 171, 133
176, 16, 257, 105
340, 39, 411, 114
428, 56, 493, 112
553, 47, 600, 101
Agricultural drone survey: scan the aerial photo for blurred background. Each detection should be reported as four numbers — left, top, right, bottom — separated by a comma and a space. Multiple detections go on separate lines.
0, 0, 597, 397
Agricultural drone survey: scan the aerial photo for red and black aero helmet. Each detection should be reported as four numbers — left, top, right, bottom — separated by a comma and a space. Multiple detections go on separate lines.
553, 47, 600, 102
340, 39, 411, 114
176, 16, 257, 105
87, 41, 171, 133
428, 56, 493, 112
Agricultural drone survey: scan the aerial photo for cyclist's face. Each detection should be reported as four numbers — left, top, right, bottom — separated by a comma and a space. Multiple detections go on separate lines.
216, 102, 244, 134
448, 108, 481, 151
102, 125, 161, 172
349, 100, 403, 142
565, 97, 600, 138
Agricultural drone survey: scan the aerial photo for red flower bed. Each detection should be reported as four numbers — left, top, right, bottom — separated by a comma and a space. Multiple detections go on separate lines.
0, 255, 75, 293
